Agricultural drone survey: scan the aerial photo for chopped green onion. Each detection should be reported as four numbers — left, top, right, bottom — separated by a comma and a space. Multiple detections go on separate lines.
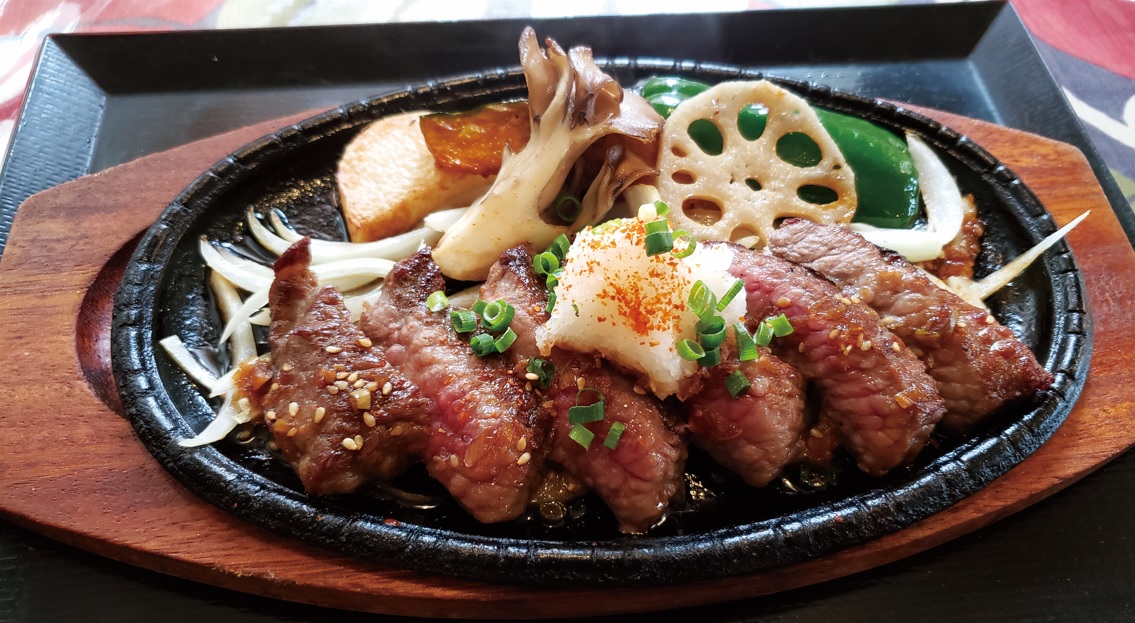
471, 299, 487, 316
546, 268, 563, 290
644, 219, 670, 236
768, 313, 794, 337
725, 370, 751, 398
755, 321, 774, 347
481, 300, 515, 332
645, 231, 674, 256
548, 234, 571, 261
569, 401, 605, 424
572, 303, 580, 317
734, 323, 759, 361
696, 317, 727, 350
526, 358, 554, 389
603, 421, 627, 450
451, 310, 478, 333
716, 279, 744, 311
688, 280, 717, 320
533, 252, 560, 276
554, 192, 582, 223
469, 333, 496, 356
653, 200, 671, 217
494, 327, 517, 353
671, 230, 696, 259
568, 423, 594, 449
546, 290, 557, 313
676, 338, 705, 361
426, 290, 449, 312
699, 347, 722, 367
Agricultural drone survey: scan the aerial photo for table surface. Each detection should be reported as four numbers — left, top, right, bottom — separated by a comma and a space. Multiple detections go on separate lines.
1, 1, 1134, 621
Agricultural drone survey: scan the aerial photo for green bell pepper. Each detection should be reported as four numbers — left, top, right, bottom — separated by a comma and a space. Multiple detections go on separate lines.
641, 76, 920, 229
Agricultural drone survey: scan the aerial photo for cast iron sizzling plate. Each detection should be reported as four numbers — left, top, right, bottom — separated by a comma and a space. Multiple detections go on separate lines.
111, 61, 1090, 586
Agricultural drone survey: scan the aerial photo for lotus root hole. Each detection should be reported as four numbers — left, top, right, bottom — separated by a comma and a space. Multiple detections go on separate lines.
730, 225, 762, 248
682, 197, 724, 226
671, 145, 688, 158
738, 103, 769, 141
671, 171, 697, 185
744, 178, 762, 191
797, 185, 840, 205
776, 132, 823, 168
687, 119, 724, 156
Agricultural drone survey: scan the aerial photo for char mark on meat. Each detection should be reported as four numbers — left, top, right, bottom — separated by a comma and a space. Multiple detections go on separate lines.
261, 238, 432, 495
360, 247, 547, 523
481, 245, 687, 533
723, 243, 946, 476
767, 219, 1052, 432
686, 346, 807, 487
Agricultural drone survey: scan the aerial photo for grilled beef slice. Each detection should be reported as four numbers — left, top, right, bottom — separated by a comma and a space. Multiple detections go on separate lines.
724, 244, 946, 476
482, 245, 687, 533
262, 238, 433, 495
767, 219, 1052, 432
360, 248, 547, 523
685, 347, 807, 487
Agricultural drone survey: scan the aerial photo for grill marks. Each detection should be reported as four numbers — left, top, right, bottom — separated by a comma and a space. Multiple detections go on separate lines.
262, 238, 433, 495
359, 247, 547, 523
767, 219, 1052, 432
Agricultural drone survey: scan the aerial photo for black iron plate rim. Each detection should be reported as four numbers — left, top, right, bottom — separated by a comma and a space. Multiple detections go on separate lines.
111, 60, 1091, 587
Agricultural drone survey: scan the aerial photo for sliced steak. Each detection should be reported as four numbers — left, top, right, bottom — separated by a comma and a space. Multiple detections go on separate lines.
360, 248, 546, 523
481, 245, 687, 533
723, 244, 945, 476
686, 347, 807, 487
767, 219, 1053, 432
261, 238, 432, 495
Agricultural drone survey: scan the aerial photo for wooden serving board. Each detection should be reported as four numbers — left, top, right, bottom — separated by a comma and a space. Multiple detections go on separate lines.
0, 106, 1132, 619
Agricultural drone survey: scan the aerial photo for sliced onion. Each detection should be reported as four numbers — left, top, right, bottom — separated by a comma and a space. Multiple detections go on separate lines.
265, 209, 440, 262
946, 211, 1089, 307
249, 308, 272, 326
200, 238, 273, 292
344, 286, 384, 321
447, 284, 482, 310
850, 133, 966, 262
179, 392, 251, 447
159, 335, 219, 391
211, 271, 258, 363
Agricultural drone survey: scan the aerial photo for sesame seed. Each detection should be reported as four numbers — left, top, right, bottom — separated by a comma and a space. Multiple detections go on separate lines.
517, 452, 531, 466
335, 371, 348, 380
270, 382, 279, 391
352, 379, 365, 389
517, 436, 527, 452
357, 337, 373, 348
632, 385, 646, 395
892, 341, 902, 352
542, 400, 555, 409
810, 428, 824, 438
524, 372, 540, 381
839, 296, 852, 305
525, 382, 533, 392
325, 346, 343, 354
390, 425, 403, 437
798, 342, 806, 352
335, 380, 349, 389
366, 381, 379, 391
236, 429, 252, 441
327, 385, 339, 395
267, 441, 278, 451
449, 454, 459, 467
265, 410, 277, 422
985, 315, 995, 325
577, 377, 585, 390
842, 344, 853, 356
334, 364, 346, 371
286, 427, 298, 437
856, 333, 864, 348
281, 362, 294, 372
363, 412, 376, 427
288, 402, 299, 416
828, 329, 839, 340
860, 340, 872, 351
313, 407, 325, 423
341, 437, 359, 451
237, 397, 251, 413
347, 372, 359, 383
850, 296, 861, 304
776, 296, 792, 308
381, 382, 393, 395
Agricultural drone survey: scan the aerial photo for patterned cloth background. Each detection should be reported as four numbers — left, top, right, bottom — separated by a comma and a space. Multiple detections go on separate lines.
1, 0, 1133, 212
